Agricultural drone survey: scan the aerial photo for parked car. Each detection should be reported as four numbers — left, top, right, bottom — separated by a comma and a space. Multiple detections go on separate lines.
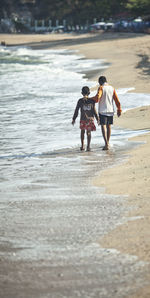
51, 26, 66, 33
89, 22, 106, 32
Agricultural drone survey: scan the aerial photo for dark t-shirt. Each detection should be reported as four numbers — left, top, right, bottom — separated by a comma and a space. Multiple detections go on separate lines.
73, 98, 98, 122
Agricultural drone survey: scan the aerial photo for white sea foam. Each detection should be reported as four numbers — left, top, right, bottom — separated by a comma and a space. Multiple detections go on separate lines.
0, 47, 150, 154
117, 89, 150, 111
0, 46, 150, 154
0, 47, 148, 292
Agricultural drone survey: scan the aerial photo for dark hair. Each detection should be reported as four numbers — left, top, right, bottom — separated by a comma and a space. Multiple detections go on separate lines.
98, 76, 107, 85
82, 86, 90, 96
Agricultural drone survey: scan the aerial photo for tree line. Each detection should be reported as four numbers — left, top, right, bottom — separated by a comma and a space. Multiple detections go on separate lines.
0, 0, 150, 23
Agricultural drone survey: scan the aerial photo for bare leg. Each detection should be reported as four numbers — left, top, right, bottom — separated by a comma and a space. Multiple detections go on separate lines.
80, 129, 85, 150
87, 130, 91, 151
101, 125, 108, 149
106, 124, 111, 147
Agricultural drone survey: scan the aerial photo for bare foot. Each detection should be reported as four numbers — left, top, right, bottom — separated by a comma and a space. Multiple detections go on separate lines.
80, 147, 85, 151
102, 144, 109, 150
86, 147, 91, 152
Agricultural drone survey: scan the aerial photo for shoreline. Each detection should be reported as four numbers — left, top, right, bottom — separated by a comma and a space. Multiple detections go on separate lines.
47, 32, 150, 296
96, 107, 150, 297
1, 32, 150, 297
94, 106, 150, 260
1, 32, 150, 93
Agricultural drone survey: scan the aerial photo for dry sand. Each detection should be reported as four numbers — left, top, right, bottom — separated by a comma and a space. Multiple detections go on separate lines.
94, 106, 150, 258
94, 106, 150, 297
1, 32, 150, 297
56, 32, 150, 94
1, 32, 150, 93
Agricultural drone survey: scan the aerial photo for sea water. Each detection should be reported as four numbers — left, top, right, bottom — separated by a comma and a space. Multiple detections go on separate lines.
0, 45, 149, 297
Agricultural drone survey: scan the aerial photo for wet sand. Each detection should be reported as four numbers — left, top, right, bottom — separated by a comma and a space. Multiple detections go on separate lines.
94, 106, 150, 297
1, 32, 150, 93
1, 32, 150, 297
94, 106, 150, 257
39, 32, 150, 296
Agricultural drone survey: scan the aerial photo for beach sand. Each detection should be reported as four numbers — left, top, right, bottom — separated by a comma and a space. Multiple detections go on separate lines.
1, 32, 150, 297
1, 31, 150, 93
94, 106, 150, 297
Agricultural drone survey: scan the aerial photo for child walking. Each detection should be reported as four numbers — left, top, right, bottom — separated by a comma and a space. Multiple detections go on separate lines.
72, 86, 99, 151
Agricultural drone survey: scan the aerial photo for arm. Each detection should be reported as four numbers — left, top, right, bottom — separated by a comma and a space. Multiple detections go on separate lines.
72, 100, 80, 125
93, 103, 99, 123
90, 86, 103, 103
113, 89, 122, 117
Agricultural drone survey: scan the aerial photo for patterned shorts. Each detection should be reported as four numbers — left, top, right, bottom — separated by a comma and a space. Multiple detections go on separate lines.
80, 120, 96, 131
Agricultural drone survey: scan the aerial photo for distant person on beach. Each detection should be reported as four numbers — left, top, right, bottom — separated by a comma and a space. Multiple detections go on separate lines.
72, 86, 99, 151
91, 76, 122, 150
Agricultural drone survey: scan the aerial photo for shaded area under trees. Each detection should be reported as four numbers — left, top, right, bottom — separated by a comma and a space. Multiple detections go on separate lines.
0, 0, 150, 22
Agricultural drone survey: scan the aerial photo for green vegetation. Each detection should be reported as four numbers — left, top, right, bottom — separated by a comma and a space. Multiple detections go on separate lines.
126, 0, 150, 16
0, 0, 150, 22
